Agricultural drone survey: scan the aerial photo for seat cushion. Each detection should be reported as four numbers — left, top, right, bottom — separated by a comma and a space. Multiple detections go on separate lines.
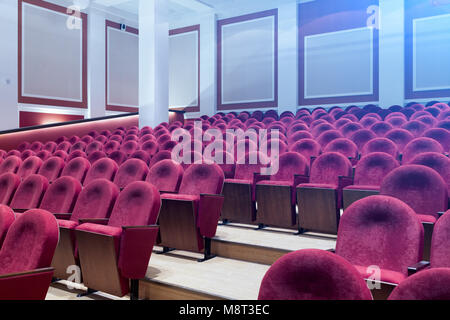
225, 179, 252, 185
75, 223, 122, 238
354, 265, 406, 285
257, 180, 293, 187
344, 185, 380, 191
161, 193, 200, 202
417, 214, 437, 224
297, 183, 337, 190
57, 219, 79, 230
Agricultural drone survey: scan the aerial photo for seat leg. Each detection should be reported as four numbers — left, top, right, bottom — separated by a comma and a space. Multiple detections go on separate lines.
255, 223, 265, 230
221, 219, 229, 225
198, 238, 216, 262
51, 277, 60, 283
157, 247, 175, 254
295, 227, 307, 235
130, 279, 139, 301
77, 288, 97, 298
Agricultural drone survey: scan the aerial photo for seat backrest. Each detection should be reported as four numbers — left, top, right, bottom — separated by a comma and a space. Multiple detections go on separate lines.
56, 141, 71, 153
0, 209, 59, 274
410, 152, 450, 196
113, 159, 149, 189
350, 129, 376, 150
258, 249, 372, 300
149, 150, 172, 168
270, 152, 309, 182
120, 141, 139, 156
87, 151, 107, 165
129, 150, 151, 165
108, 181, 161, 227
370, 122, 393, 137
38, 157, 65, 183
40, 176, 82, 213
30, 141, 43, 153
388, 268, 450, 300
43, 141, 57, 153
289, 139, 321, 163
0, 205, 15, 248
316, 130, 343, 148
85, 141, 103, 156
10, 174, 49, 209
36, 150, 52, 162
361, 138, 399, 158
340, 122, 363, 137
423, 128, 450, 151
0, 173, 20, 205
17, 156, 43, 180
70, 179, 119, 222
402, 120, 428, 137
385, 129, 414, 152
402, 138, 444, 163
380, 165, 448, 219
324, 138, 358, 159
234, 152, 268, 181
309, 152, 352, 186
61, 157, 91, 184
0, 156, 22, 175
179, 163, 224, 195
104, 140, 121, 155
336, 195, 423, 278
84, 158, 118, 185
431, 213, 450, 268
109, 150, 128, 166
354, 153, 399, 186
146, 159, 183, 193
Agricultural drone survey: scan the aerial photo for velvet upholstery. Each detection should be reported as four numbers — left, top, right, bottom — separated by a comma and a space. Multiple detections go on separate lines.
350, 129, 376, 150
361, 138, 399, 158
410, 152, 446, 187
85, 141, 103, 156
324, 138, 358, 159
430, 213, 450, 269
43, 142, 57, 153
104, 141, 121, 155
387, 117, 408, 128
380, 165, 448, 221
36, 150, 52, 161
17, 156, 42, 180
0, 156, 22, 175
40, 176, 81, 213
146, 159, 183, 193
67, 150, 87, 162
389, 268, 450, 300
316, 130, 343, 148
70, 141, 86, 153
0, 209, 59, 274
21, 150, 36, 161
61, 157, 91, 184
258, 249, 372, 300
349, 153, 399, 187
305, 152, 352, 187
289, 139, 321, 163
336, 195, 424, 284
340, 122, 364, 138
10, 174, 49, 210
108, 151, 128, 166
178, 163, 224, 196
52, 150, 68, 161
114, 159, 149, 189
30, 141, 43, 153
423, 128, 450, 151
385, 129, 415, 152
0, 205, 15, 248
87, 151, 106, 164
149, 151, 172, 168
0, 173, 20, 205
38, 157, 65, 183
370, 122, 393, 137
402, 121, 429, 137
402, 138, 444, 163
120, 141, 139, 156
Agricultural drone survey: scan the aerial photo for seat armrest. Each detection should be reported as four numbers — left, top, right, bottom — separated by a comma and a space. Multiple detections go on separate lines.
198, 194, 225, 238
13, 209, 29, 213
159, 190, 178, 195
408, 261, 430, 276
0, 267, 54, 280
122, 225, 159, 230
254, 173, 270, 184
294, 174, 309, 187
338, 176, 354, 190
0, 267, 54, 300
78, 218, 110, 225
54, 213, 72, 220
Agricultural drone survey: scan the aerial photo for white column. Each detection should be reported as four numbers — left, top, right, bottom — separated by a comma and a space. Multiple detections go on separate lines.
87, 8, 106, 119
379, 0, 404, 108
139, 0, 169, 128
277, 3, 298, 114
0, 0, 19, 130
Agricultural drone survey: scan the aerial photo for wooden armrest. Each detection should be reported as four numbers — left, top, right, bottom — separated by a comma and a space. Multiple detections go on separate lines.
78, 218, 110, 225
122, 225, 159, 230
200, 194, 224, 199
159, 190, 178, 194
53, 213, 72, 219
408, 261, 430, 276
0, 267, 54, 280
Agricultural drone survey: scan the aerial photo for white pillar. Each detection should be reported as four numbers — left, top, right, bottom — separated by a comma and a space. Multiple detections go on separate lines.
139, 0, 169, 128
87, 9, 106, 119
277, 3, 298, 114
379, 0, 404, 108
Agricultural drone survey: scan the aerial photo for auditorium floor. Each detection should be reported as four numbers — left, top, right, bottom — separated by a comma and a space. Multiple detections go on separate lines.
46, 224, 337, 300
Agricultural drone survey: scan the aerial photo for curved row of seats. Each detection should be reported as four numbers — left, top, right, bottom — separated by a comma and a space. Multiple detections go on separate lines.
259, 195, 450, 300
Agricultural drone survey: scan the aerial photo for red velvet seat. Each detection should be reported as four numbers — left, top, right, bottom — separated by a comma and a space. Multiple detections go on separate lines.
109, 150, 128, 166
68, 136, 80, 145
410, 152, 450, 197
343, 153, 399, 209
75, 181, 160, 298
159, 164, 224, 259
67, 150, 87, 162
17, 142, 30, 152
385, 128, 414, 153
141, 140, 159, 157
259, 249, 372, 300
52, 150, 68, 162
336, 196, 423, 289
289, 139, 321, 165
370, 122, 393, 137
129, 150, 151, 165
0, 209, 59, 300
256, 152, 309, 229
87, 151, 107, 164
402, 120, 429, 137
85, 141, 103, 156
120, 140, 139, 156
402, 137, 444, 163
324, 138, 358, 159
81, 136, 94, 145
149, 150, 172, 168
0, 173, 20, 205
21, 150, 35, 161
146, 159, 183, 193
316, 130, 343, 148
51, 179, 119, 280
423, 128, 450, 151
113, 159, 149, 189
95, 135, 108, 144
361, 137, 399, 158
389, 269, 450, 300
17, 156, 42, 180
104, 140, 121, 155
36, 150, 52, 161
38, 157, 65, 183
0, 205, 15, 249
10, 174, 49, 210
30, 141, 43, 153
61, 157, 91, 184
340, 122, 364, 138
222, 152, 267, 224
84, 158, 118, 185
56, 141, 72, 153
6, 150, 21, 158
350, 129, 376, 151
297, 152, 352, 234
36, 174, 81, 214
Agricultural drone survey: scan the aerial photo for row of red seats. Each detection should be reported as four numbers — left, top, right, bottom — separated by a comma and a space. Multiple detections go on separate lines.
259, 195, 450, 300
